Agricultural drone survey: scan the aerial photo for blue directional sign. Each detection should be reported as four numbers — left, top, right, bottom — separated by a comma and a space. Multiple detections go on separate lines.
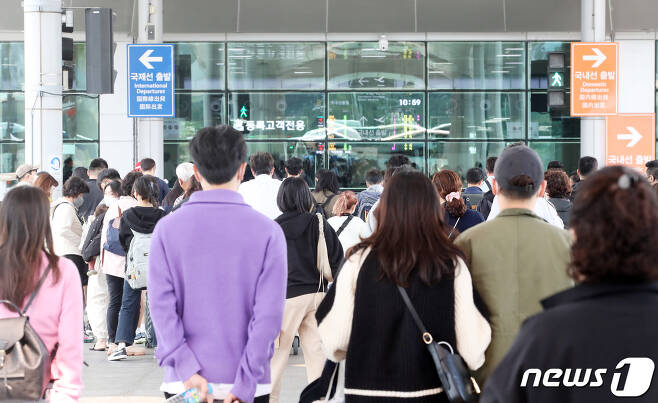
127, 44, 175, 117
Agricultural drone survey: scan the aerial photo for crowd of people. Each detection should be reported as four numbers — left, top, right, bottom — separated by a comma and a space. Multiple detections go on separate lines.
1, 124, 658, 403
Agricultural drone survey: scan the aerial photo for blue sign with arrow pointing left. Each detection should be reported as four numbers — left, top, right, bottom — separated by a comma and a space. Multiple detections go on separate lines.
127, 44, 175, 117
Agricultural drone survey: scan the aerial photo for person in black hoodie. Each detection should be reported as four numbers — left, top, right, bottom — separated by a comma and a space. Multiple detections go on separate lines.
108, 175, 166, 361
270, 177, 343, 403
482, 167, 658, 403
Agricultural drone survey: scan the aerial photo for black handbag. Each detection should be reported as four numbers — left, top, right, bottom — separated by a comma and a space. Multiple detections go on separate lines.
397, 285, 480, 403
0, 265, 53, 401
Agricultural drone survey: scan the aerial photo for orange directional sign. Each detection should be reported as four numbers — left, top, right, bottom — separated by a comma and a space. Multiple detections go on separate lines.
571, 42, 618, 116
605, 114, 655, 170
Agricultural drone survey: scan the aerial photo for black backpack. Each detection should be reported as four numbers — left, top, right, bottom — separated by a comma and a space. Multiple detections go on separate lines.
477, 191, 495, 220
313, 194, 336, 219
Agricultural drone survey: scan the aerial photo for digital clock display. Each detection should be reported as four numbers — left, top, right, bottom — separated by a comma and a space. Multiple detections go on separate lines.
399, 99, 422, 106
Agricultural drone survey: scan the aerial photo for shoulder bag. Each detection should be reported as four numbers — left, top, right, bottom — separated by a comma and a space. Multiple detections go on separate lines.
316, 213, 333, 283
397, 286, 480, 403
0, 266, 54, 401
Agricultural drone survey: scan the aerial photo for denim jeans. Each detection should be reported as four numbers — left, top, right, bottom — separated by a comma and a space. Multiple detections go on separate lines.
114, 280, 142, 345
106, 274, 124, 343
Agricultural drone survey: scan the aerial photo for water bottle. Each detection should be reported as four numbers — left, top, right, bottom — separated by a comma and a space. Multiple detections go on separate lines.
166, 385, 214, 403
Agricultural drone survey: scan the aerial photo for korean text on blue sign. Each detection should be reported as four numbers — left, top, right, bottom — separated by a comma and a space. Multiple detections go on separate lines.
127, 44, 175, 117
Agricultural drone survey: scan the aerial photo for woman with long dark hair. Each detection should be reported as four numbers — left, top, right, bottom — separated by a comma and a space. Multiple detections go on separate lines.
317, 170, 490, 402
433, 170, 484, 238
312, 169, 341, 218
270, 177, 344, 402
108, 175, 165, 361
0, 186, 83, 401
483, 166, 658, 403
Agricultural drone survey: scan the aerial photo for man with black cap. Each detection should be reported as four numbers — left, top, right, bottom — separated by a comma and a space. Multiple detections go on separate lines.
454, 145, 572, 386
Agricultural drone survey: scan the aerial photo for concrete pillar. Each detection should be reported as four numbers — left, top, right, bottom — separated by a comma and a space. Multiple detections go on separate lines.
580, 0, 606, 165
23, 0, 63, 192
136, 0, 165, 177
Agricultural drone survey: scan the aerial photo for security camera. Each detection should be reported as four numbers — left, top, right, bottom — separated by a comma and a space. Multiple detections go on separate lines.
378, 35, 388, 51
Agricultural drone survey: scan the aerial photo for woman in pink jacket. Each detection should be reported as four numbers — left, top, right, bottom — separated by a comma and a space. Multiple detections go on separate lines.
0, 185, 84, 401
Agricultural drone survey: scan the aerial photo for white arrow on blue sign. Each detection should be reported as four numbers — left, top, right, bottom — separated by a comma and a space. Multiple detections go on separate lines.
127, 44, 175, 117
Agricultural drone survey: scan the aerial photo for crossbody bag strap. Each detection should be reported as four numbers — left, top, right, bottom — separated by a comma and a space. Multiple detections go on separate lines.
23, 265, 52, 314
397, 285, 434, 344
336, 215, 354, 237
448, 217, 461, 239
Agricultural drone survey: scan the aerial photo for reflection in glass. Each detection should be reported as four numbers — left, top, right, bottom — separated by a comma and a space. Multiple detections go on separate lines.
0, 93, 24, 142
0, 43, 24, 91
0, 142, 24, 173
164, 93, 224, 140
529, 42, 571, 89
428, 142, 506, 179
72, 43, 87, 90
164, 142, 191, 185
428, 92, 525, 140
529, 141, 580, 173
244, 142, 324, 186
229, 92, 325, 140
529, 93, 579, 139
326, 142, 425, 188
228, 43, 325, 90
63, 95, 99, 141
62, 142, 98, 171
328, 42, 425, 89
428, 42, 525, 90
173, 43, 225, 90
327, 92, 425, 141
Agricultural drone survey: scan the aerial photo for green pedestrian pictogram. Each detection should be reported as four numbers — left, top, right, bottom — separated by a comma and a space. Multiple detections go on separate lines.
240, 106, 248, 118
550, 72, 564, 88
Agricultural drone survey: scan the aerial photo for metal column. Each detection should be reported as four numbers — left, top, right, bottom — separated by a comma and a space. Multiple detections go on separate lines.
580, 0, 606, 165
136, 0, 165, 177
23, 0, 63, 191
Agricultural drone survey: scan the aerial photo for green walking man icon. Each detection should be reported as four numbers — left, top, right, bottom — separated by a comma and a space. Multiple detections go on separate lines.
550, 72, 563, 88
240, 106, 248, 118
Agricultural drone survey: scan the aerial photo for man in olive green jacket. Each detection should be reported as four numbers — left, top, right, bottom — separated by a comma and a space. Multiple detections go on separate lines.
455, 145, 572, 386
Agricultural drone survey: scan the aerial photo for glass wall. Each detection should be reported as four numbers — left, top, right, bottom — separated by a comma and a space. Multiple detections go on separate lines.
0, 42, 99, 175
228, 42, 324, 90
0, 42, 25, 174
62, 43, 99, 170
164, 41, 583, 187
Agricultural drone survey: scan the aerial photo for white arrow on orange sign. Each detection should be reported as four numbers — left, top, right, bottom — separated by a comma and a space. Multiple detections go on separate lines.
583, 48, 607, 68
617, 126, 642, 148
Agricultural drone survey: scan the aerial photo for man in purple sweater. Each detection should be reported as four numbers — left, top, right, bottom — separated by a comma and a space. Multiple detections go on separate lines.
148, 125, 288, 403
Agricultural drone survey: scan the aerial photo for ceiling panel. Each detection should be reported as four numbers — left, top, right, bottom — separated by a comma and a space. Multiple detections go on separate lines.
164, 0, 238, 33
2, 0, 658, 35
0, 0, 134, 33
505, 0, 580, 32
613, 0, 658, 31
328, 0, 415, 33
239, 0, 326, 32
417, 0, 505, 32
0, 2, 23, 31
